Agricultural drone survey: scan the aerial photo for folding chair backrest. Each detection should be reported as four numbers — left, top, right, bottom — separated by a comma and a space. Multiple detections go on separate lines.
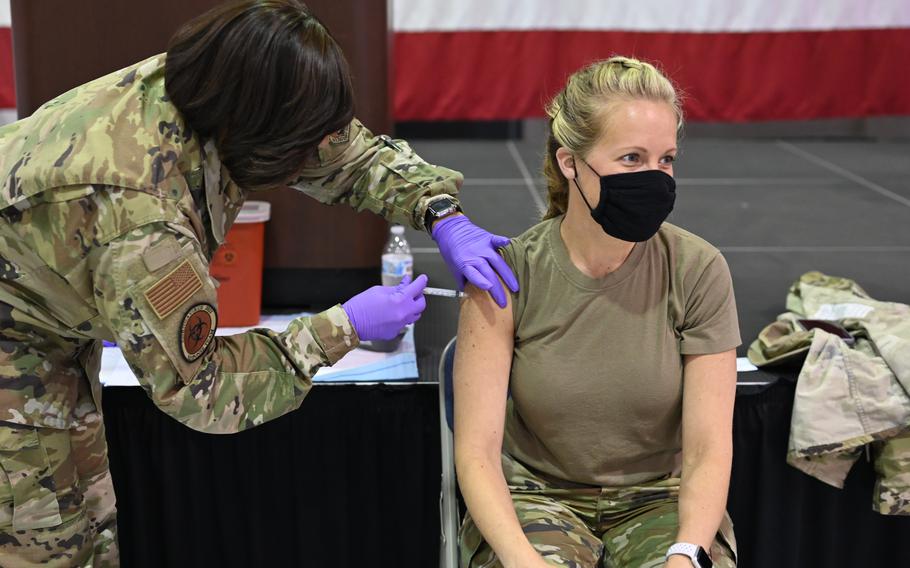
438, 337, 459, 568
440, 337, 457, 432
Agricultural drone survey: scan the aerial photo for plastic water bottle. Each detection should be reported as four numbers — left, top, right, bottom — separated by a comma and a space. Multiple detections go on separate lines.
381, 225, 413, 287
363, 225, 414, 353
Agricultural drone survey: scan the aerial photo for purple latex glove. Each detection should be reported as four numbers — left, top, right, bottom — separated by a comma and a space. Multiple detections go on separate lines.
431, 215, 519, 308
342, 274, 428, 341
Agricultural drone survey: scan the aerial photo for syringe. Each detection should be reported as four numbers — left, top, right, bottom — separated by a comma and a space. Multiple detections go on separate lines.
422, 286, 466, 299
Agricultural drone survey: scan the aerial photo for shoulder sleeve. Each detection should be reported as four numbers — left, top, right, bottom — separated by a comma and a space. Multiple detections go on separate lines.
93, 221, 358, 433
498, 239, 527, 328
679, 252, 741, 355
287, 118, 464, 230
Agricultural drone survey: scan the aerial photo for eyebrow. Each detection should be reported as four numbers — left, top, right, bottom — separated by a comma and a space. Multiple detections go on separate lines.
616, 146, 678, 154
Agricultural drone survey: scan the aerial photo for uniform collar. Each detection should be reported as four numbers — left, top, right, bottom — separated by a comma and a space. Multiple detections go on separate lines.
202, 139, 245, 246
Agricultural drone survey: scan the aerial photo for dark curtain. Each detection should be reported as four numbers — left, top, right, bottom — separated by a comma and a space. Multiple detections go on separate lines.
103, 385, 441, 568
729, 380, 910, 568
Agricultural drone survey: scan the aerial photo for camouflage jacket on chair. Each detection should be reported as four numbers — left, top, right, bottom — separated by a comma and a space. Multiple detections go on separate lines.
0, 54, 462, 433
748, 271, 910, 514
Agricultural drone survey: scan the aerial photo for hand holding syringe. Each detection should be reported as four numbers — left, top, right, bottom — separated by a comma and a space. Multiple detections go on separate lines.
356, 284, 464, 353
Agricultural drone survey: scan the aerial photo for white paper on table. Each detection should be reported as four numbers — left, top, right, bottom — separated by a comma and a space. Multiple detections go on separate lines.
314, 325, 417, 382
99, 313, 418, 386
736, 357, 758, 372
810, 303, 875, 321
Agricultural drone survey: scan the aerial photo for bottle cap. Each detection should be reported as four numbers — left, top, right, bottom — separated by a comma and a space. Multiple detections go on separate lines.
391, 225, 405, 235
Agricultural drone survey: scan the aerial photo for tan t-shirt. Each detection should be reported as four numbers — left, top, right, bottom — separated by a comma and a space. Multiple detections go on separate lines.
500, 217, 740, 486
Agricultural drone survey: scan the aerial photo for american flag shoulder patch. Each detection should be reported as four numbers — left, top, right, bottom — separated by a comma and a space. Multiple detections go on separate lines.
143, 259, 204, 319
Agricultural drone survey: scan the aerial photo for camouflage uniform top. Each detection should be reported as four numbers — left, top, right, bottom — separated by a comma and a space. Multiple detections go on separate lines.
748, 271, 910, 515
0, 54, 462, 433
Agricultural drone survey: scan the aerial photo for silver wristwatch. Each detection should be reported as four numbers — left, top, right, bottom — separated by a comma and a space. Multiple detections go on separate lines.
666, 542, 713, 568
423, 197, 461, 233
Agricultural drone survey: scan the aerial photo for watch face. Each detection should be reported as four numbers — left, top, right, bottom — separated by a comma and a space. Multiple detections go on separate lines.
696, 548, 713, 568
429, 199, 455, 215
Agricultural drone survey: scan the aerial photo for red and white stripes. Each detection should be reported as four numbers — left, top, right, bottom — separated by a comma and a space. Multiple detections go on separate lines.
392, 0, 910, 122
1, 1, 907, 124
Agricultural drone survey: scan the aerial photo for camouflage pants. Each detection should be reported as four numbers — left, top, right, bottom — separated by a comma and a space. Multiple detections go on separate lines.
0, 412, 118, 567
460, 454, 736, 568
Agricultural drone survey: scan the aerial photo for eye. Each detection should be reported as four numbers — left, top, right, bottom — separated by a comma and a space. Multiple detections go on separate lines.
620, 153, 639, 163
659, 155, 676, 165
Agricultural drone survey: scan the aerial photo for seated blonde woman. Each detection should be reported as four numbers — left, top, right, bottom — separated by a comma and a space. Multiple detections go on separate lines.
454, 57, 740, 568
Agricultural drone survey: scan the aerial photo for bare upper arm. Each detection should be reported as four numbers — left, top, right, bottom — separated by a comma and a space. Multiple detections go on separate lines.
453, 282, 515, 459
681, 350, 737, 457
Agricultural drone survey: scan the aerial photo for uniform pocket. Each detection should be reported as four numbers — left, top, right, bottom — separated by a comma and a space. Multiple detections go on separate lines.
0, 425, 63, 530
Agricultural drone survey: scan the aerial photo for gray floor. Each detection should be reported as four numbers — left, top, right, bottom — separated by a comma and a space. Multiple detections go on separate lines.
405, 135, 910, 380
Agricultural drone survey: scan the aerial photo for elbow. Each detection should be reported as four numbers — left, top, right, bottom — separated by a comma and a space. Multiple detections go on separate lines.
150, 365, 307, 434
152, 397, 229, 434
453, 442, 473, 474
148, 387, 252, 435
164, 409, 256, 435
455, 440, 502, 481
683, 437, 732, 472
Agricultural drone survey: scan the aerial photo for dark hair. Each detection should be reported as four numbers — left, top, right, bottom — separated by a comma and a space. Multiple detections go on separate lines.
165, 0, 354, 190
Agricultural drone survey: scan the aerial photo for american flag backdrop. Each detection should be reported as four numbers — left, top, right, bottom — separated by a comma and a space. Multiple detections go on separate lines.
392, 0, 910, 122
0, 1, 908, 125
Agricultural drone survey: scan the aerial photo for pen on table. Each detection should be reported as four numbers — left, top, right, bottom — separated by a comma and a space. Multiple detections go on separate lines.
422, 286, 466, 299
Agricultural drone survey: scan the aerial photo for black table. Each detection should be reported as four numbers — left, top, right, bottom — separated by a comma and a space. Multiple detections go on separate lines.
103, 376, 910, 568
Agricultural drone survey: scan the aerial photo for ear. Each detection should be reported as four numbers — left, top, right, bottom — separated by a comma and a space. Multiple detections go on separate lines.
555, 147, 577, 180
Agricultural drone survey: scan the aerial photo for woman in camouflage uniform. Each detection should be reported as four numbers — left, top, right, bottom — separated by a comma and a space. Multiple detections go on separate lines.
0, 1, 516, 565
455, 58, 739, 568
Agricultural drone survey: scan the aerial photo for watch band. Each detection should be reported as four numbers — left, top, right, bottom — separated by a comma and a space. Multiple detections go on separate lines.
666, 542, 712, 568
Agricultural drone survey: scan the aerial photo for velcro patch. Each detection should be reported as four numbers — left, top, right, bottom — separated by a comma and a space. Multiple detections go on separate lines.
142, 237, 182, 272
143, 259, 203, 319
180, 303, 217, 362
328, 125, 350, 145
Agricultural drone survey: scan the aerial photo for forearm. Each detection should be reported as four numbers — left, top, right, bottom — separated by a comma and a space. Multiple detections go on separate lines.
288, 119, 463, 230
457, 452, 540, 567
136, 306, 358, 434
97, 224, 359, 433
676, 445, 731, 550
157, 354, 308, 434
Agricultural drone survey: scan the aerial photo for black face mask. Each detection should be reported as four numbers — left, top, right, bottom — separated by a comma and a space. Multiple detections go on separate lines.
572, 159, 676, 242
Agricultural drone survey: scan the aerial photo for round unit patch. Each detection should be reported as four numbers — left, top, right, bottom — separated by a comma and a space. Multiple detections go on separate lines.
180, 304, 217, 362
